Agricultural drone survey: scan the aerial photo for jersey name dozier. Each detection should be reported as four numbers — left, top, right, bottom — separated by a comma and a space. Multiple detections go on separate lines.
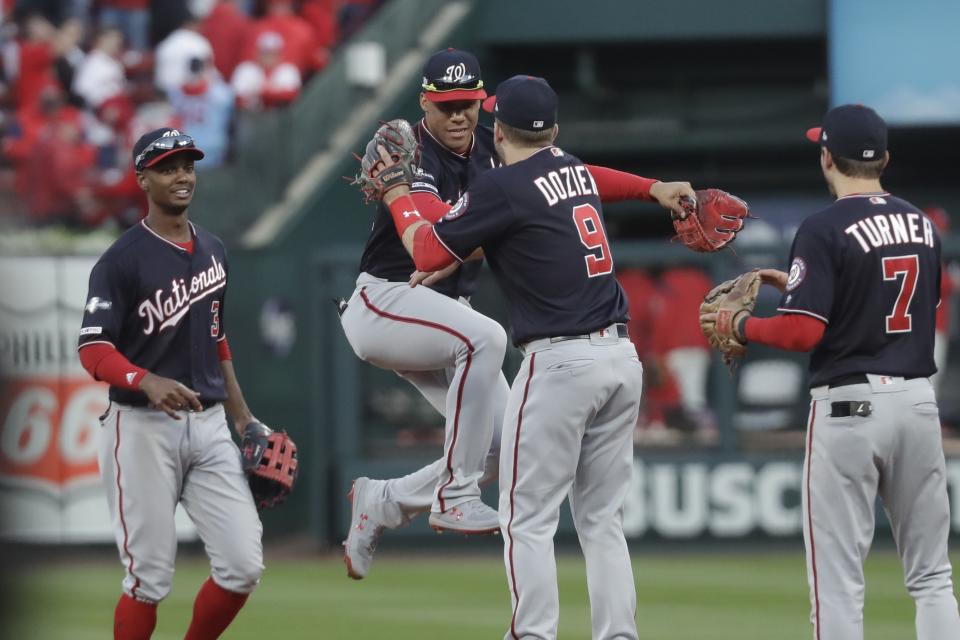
845, 212, 935, 254
138, 256, 227, 334
534, 164, 598, 206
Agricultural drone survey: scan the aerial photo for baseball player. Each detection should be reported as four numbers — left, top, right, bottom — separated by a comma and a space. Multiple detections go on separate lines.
78, 128, 265, 640
363, 74, 660, 640
340, 49, 697, 580
704, 105, 960, 639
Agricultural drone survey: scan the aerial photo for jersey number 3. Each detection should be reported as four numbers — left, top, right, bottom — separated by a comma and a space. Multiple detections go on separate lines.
572, 204, 613, 277
211, 301, 221, 337
882, 254, 919, 333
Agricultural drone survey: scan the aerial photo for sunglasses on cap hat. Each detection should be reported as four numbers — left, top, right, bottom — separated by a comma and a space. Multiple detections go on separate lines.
422, 73, 484, 93
134, 133, 204, 170
421, 48, 487, 102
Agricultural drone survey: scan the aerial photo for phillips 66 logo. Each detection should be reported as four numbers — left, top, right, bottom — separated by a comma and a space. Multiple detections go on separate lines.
0, 380, 106, 492
0, 256, 107, 496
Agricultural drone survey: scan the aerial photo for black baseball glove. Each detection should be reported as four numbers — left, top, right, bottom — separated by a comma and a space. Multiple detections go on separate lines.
240, 421, 299, 510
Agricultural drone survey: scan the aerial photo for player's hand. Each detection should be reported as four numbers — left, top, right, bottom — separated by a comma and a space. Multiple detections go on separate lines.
374, 145, 411, 205
139, 372, 203, 419
409, 262, 460, 288
759, 268, 789, 292
649, 181, 697, 219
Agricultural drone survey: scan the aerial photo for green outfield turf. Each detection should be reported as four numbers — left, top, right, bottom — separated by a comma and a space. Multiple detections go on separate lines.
8, 549, 957, 639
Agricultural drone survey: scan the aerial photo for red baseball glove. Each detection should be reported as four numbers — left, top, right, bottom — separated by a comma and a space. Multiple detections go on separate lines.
241, 421, 299, 509
673, 188, 750, 252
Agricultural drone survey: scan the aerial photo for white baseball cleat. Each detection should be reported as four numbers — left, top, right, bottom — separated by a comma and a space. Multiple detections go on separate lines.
428, 499, 500, 535
343, 477, 386, 580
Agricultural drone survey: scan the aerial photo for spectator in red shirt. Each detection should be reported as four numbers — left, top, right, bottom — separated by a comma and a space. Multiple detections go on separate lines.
23, 109, 98, 226
201, 0, 252, 79
5, 84, 74, 196
617, 268, 683, 435
242, 0, 317, 74
231, 31, 301, 109
300, 0, 337, 70
11, 13, 58, 110
653, 267, 713, 413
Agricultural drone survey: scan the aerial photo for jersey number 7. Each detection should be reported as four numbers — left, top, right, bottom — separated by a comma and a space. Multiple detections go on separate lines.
572, 204, 613, 277
882, 254, 918, 333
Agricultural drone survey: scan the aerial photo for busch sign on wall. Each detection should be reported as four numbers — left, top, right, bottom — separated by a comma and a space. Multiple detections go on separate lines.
0, 257, 195, 542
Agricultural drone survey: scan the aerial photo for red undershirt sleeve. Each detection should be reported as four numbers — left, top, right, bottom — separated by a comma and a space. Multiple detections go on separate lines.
585, 165, 658, 202
386, 195, 458, 271
409, 191, 452, 223
412, 225, 458, 272
387, 194, 428, 236
743, 313, 826, 352
78, 343, 147, 390
218, 337, 232, 361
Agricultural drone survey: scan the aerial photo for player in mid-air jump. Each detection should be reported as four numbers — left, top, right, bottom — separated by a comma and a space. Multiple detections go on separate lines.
78, 129, 265, 640
354, 75, 748, 640
702, 105, 960, 640
339, 49, 699, 580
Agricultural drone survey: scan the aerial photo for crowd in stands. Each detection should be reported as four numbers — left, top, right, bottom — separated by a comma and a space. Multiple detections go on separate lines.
0, 0, 381, 229
618, 266, 718, 442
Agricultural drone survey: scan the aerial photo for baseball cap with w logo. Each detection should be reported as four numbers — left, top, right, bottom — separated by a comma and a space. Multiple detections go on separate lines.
133, 127, 205, 170
421, 48, 487, 103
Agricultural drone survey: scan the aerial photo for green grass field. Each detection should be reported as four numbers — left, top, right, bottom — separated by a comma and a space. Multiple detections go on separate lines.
8, 548, 955, 639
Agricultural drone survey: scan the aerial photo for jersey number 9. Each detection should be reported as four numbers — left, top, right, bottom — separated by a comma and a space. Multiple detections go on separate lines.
572, 204, 613, 278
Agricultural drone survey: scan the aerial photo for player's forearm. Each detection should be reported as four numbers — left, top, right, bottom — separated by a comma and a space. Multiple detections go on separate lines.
220, 359, 255, 434
409, 191, 452, 223
585, 164, 657, 202
742, 313, 825, 352
385, 192, 458, 271
78, 343, 147, 390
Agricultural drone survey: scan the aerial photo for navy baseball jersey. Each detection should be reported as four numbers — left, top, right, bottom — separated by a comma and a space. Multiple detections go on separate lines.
78, 220, 230, 405
778, 193, 941, 387
358, 120, 498, 298
433, 145, 629, 345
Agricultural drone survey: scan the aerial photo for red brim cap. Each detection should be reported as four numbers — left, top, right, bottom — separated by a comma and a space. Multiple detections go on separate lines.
805, 127, 822, 143
482, 95, 496, 113
143, 147, 205, 169
424, 88, 487, 103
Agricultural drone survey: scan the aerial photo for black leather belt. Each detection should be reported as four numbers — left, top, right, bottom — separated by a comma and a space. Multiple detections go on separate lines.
550, 323, 628, 343
827, 374, 870, 389
827, 373, 923, 389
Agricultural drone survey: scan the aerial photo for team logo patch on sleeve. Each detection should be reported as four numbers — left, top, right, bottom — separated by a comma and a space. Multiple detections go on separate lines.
785, 257, 806, 291
443, 193, 469, 221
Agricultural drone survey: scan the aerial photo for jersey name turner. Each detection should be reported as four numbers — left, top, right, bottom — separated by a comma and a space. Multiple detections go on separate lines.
845, 210, 935, 254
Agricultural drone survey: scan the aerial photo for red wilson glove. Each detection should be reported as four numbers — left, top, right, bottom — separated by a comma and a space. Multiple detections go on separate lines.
673, 188, 750, 252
